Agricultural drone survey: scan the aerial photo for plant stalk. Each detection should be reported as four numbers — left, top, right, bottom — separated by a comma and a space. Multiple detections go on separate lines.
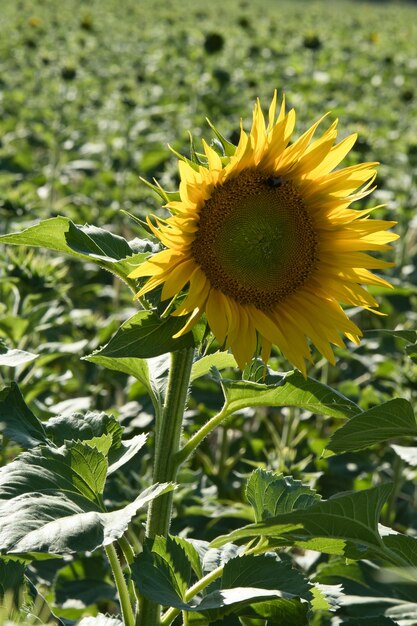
138, 346, 194, 626
105, 544, 135, 626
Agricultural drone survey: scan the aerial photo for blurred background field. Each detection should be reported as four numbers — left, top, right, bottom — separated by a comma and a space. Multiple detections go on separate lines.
1, 1, 417, 622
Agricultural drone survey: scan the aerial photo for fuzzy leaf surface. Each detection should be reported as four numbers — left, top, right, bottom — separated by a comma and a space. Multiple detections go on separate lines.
246, 469, 320, 522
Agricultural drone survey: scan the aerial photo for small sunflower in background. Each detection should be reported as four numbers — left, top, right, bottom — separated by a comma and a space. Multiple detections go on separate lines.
129, 93, 398, 375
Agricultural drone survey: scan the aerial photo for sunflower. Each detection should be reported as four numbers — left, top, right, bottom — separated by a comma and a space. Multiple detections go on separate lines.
129, 93, 398, 375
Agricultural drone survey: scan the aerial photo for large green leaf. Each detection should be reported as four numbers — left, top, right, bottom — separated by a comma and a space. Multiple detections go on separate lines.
0, 442, 108, 505
211, 484, 392, 551
65, 221, 133, 261
10, 389, 148, 475
246, 469, 320, 522
133, 547, 311, 619
192, 554, 312, 623
86, 310, 194, 360
0, 217, 150, 289
326, 399, 416, 455
0, 437, 172, 554
0, 383, 46, 447
0, 482, 171, 555
220, 371, 360, 419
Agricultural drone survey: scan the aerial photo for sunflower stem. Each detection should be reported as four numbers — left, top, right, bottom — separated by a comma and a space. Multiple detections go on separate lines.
105, 543, 135, 626
138, 346, 194, 626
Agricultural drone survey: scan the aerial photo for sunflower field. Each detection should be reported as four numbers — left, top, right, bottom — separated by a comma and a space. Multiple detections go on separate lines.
1, 0, 417, 624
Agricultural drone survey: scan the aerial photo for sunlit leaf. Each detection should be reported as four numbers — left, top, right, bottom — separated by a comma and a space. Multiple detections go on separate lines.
220, 371, 360, 419
0, 339, 38, 367
0, 217, 150, 288
246, 469, 321, 522
191, 351, 237, 382
211, 484, 392, 550
87, 310, 194, 360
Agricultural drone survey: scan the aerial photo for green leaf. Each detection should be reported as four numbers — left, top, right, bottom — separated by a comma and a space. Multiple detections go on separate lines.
0, 383, 46, 447
0, 217, 150, 288
36, 408, 144, 475
326, 399, 416, 455
0, 478, 172, 555
365, 329, 417, 344
44, 410, 122, 448
190, 352, 237, 382
66, 441, 108, 499
246, 469, 321, 522
0, 339, 38, 367
108, 433, 148, 474
84, 434, 113, 457
132, 536, 193, 610
242, 597, 309, 625
221, 371, 360, 419
173, 536, 204, 580
0, 443, 107, 505
220, 554, 312, 600
310, 583, 343, 613
383, 534, 417, 569
211, 484, 392, 550
195, 555, 311, 623
84, 353, 168, 415
87, 310, 194, 360
134, 550, 311, 620
65, 221, 133, 261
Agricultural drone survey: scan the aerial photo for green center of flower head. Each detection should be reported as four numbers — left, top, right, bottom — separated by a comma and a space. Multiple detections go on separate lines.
191, 169, 318, 310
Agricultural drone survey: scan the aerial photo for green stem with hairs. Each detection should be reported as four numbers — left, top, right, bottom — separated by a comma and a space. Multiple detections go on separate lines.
138, 347, 195, 626
105, 544, 135, 626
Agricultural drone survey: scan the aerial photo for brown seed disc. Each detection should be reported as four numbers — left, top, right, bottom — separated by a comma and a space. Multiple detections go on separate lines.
190, 168, 318, 310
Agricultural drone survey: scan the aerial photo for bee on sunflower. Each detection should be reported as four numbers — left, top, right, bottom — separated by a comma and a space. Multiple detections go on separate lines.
129, 93, 398, 375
